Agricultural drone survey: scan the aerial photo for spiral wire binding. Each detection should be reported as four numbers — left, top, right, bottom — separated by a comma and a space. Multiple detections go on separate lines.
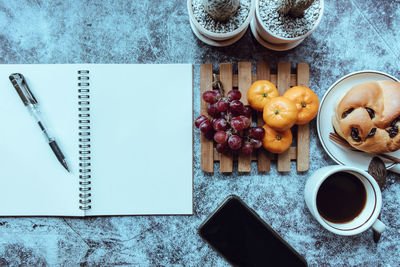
78, 70, 92, 211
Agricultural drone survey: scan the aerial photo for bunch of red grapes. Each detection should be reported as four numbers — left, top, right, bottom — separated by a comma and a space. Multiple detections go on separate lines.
195, 88, 265, 155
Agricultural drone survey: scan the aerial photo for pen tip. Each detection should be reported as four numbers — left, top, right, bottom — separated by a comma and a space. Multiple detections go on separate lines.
62, 161, 70, 172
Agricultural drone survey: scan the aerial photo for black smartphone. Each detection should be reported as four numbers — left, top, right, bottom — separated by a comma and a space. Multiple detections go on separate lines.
198, 195, 307, 267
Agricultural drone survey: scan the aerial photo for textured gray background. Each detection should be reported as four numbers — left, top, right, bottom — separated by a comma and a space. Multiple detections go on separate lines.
1, 0, 400, 266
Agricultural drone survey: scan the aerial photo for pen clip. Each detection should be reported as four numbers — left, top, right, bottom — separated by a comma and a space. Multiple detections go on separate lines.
9, 73, 38, 105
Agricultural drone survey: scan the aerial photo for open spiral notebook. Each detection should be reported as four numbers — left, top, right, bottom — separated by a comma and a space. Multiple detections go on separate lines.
0, 64, 193, 216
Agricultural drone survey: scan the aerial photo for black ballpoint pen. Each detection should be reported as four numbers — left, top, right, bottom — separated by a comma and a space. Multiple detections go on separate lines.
9, 73, 70, 172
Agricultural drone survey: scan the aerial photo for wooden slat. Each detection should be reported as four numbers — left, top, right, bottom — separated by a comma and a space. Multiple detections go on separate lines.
289, 146, 296, 160
256, 62, 271, 172
200, 63, 214, 172
219, 63, 233, 173
277, 62, 292, 172
296, 63, 310, 171
237, 62, 252, 172
213, 146, 296, 161
214, 149, 220, 161
218, 74, 297, 88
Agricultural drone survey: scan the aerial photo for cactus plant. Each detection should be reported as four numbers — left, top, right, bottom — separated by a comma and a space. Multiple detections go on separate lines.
276, 0, 315, 17
202, 0, 240, 21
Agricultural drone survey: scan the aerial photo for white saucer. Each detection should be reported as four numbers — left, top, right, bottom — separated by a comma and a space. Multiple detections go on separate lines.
317, 70, 400, 173
249, 18, 304, 51
189, 18, 247, 47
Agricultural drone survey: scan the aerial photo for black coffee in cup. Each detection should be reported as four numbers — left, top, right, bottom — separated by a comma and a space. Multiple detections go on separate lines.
316, 171, 366, 223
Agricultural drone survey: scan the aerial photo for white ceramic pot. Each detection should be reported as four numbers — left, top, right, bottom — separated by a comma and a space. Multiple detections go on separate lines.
252, 0, 324, 50
187, 0, 256, 46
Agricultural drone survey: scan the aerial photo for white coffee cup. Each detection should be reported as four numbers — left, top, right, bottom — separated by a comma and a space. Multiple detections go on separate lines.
305, 165, 386, 236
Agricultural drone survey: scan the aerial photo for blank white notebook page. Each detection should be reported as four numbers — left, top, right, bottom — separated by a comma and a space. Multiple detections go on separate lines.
0, 64, 81, 216
87, 64, 193, 215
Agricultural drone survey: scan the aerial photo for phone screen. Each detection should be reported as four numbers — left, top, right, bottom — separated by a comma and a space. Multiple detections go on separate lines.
198, 196, 307, 267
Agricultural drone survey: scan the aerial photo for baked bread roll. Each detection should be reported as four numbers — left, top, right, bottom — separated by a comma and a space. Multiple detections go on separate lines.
332, 80, 400, 154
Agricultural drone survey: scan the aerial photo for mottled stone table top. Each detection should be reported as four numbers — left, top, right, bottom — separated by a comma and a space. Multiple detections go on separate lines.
0, 0, 399, 265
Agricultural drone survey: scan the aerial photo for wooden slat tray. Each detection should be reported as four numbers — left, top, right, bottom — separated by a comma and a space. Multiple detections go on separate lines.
200, 62, 310, 173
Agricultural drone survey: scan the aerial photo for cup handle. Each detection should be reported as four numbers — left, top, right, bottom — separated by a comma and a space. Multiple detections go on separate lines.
372, 219, 386, 234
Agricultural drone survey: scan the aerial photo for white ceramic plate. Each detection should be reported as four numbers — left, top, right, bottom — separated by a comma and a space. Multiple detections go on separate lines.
317, 70, 400, 173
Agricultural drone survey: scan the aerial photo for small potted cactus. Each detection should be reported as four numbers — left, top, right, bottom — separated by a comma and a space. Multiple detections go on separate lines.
276, 0, 315, 17
250, 0, 324, 51
187, 0, 256, 46
203, 0, 240, 21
